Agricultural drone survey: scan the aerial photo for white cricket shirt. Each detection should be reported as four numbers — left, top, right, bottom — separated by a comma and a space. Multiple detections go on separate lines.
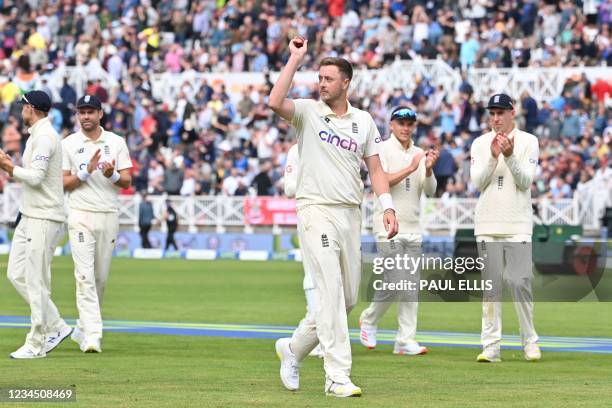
470, 127, 539, 236
290, 99, 381, 208
372, 134, 436, 236
62, 128, 132, 212
13, 117, 65, 222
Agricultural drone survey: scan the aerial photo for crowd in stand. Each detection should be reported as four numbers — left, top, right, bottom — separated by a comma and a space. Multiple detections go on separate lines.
0, 0, 610, 199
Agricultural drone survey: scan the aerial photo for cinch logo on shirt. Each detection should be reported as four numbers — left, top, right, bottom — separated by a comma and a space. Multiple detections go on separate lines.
79, 162, 108, 170
34, 155, 49, 162
318, 130, 359, 153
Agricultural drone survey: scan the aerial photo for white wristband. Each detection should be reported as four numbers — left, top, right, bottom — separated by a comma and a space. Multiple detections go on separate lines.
77, 168, 90, 181
110, 170, 121, 183
378, 193, 394, 211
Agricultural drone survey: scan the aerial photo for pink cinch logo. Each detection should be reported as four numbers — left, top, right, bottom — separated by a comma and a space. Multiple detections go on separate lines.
318, 131, 359, 153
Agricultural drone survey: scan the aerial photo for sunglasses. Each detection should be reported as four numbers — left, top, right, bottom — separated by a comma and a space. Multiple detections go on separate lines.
391, 108, 417, 121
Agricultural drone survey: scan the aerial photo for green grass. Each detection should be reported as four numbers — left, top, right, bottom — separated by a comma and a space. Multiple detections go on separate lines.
1, 256, 611, 407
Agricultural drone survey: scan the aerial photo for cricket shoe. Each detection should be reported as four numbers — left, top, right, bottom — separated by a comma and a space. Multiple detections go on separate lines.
325, 378, 362, 398
359, 321, 377, 349
10, 345, 46, 359
81, 337, 102, 353
524, 343, 541, 361
309, 344, 324, 358
71, 327, 85, 346
476, 345, 501, 363
275, 338, 300, 391
43, 326, 73, 354
393, 341, 428, 356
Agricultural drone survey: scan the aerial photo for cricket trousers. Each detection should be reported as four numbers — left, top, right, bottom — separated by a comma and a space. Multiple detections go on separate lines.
477, 234, 539, 348
68, 209, 119, 340
290, 204, 361, 384
7, 216, 65, 353
360, 233, 422, 346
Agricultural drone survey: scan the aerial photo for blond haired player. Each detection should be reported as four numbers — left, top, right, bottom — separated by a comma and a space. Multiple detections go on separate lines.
359, 106, 438, 356
62, 95, 132, 353
470, 93, 541, 363
270, 36, 398, 397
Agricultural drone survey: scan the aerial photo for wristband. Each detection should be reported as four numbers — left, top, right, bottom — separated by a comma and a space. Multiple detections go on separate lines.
378, 193, 394, 212
110, 170, 121, 183
77, 168, 90, 181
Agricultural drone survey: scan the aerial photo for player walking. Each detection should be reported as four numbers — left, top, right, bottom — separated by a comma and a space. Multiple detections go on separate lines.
470, 93, 541, 363
270, 36, 398, 397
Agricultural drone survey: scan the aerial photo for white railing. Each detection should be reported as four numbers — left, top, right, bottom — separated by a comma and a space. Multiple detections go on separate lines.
466, 66, 611, 105
148, 60, 609, 107
0, 184, 603, 234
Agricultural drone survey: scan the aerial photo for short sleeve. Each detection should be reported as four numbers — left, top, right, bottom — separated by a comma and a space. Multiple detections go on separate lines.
290, 99, 314, 135
61, 139, 72, 171
364, 114, 382, 158
116, 137, 133, 170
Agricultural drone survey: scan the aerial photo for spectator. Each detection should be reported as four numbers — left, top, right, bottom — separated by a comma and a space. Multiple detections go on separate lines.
138, 192, 155, 249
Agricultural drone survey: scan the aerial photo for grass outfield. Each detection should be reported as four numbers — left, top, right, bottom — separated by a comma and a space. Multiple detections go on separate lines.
0, 256, 611, 407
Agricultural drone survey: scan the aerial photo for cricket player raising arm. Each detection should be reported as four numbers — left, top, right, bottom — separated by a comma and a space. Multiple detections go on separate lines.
62, 95, 132, 353
0, 90, 71, 359
359, 106, 439, 356
270, 35, 398, 397
470, 93, 541, 363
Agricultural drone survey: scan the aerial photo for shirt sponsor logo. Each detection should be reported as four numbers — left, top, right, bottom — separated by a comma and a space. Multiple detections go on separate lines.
79, 162, 108, 170
352, 122, 358, 134
34, 155, 49, 162
497, 176, 504, 189
78, 148, 85, 154
318, 130, 359, 153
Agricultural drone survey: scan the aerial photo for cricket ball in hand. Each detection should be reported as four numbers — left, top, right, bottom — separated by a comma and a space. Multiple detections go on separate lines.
293, 36, 305, 48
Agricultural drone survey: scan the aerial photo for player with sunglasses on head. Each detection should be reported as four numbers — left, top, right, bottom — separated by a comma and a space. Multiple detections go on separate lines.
359, 106, 439, 356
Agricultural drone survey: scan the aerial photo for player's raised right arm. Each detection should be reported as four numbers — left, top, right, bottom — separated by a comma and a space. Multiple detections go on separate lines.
268, 36, 308, 122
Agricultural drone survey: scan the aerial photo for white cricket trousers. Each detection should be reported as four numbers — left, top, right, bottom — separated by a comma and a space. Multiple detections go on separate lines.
290, 204, 361, 384
7, 216, 65, 353
477, 234, 539, 348
68, 210, 119, 340
360, 233, 422, 346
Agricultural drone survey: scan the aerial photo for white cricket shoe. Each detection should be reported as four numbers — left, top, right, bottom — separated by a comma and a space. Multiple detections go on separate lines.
71, 327, 84, 346
309, 344, 324, 358
325, 378, 362, 397
81, 337, 101, 353
359, 321, 377, 349
524, 343, 541, 361
476, 345, 501, 363
44, 326, 73, 354
10, 344, 46, 359
393, 341, 428, 356
275, 338, 300, 391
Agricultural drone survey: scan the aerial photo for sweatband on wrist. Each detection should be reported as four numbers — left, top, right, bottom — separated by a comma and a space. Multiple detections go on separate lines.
77, 168, 90, 181
378, 193, 394, 211
110, 170, 121, 183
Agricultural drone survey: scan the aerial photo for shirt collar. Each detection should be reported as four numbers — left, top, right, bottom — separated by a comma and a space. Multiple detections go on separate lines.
317, 100, 356, 118
28, 117, 50, 135
80, 127, 107, 143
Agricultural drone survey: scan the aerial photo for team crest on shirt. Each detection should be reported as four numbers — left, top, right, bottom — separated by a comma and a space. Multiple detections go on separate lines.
104, 145, 110, 155
352, 122, 358, 134
78, 147, 84, 154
